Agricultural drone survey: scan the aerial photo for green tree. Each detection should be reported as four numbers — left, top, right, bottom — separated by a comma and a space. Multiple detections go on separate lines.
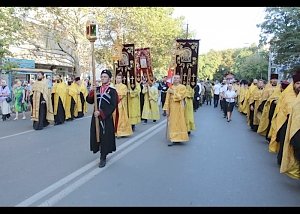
0, 7, 22, 59
95, 7, 194, 78
14, 7, 97, 76
258, 7, 300, 67
198, 45, 268, 82
198, 50, 222, 80
235, 51, 269, 80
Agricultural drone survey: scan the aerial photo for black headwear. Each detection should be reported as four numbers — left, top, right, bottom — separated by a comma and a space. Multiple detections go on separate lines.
101, 69, 112, 78
292, 72, 300, 83
270, 73, 278, 80
281, 80, 290, 90
75, 77, 80, 81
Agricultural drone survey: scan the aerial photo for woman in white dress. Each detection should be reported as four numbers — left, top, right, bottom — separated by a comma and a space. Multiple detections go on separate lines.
0, 79, 12, 121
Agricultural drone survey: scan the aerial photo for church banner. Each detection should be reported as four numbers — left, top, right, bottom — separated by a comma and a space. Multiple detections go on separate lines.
116, 44, 136, 89
135, 47, 154, 83
175, 39, 199, 88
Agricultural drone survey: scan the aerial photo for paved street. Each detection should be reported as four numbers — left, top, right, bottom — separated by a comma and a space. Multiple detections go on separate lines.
0, 104, 299, 206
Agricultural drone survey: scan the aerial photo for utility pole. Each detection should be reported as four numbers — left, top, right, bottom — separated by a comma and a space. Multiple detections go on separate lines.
268, 51, 272, 82
186, 22, 189, 39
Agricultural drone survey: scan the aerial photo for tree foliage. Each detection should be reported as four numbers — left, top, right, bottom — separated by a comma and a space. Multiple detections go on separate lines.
258, 7, 300, 67
0, 7, 22, 59
198, 45, 269, 82
95, 7, 194, 78
14, 7, 97, 76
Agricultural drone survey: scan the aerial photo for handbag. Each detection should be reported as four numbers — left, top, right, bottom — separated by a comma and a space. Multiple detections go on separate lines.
6, 96, 12, 103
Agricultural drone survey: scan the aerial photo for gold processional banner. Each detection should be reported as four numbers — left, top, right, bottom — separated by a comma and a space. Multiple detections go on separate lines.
116, 44, 136, 89
175, 39, 199, 88
135, 47, 154, 83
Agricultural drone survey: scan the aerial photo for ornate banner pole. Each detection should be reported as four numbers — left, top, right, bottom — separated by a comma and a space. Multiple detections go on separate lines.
86, 19, 100, 143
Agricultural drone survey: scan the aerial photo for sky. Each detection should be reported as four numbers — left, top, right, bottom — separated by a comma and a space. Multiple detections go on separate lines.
172, 7, 266, 54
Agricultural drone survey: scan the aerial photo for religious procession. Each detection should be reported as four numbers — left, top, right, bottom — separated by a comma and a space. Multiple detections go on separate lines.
0, 7, 300, 206
208, 70, 300, 180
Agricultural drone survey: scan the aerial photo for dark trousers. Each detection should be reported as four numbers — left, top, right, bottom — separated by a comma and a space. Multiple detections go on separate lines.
205, 93, 212, 105
213, 94, 219, 108
277, 118, 289, 165
222, 98, 227, 116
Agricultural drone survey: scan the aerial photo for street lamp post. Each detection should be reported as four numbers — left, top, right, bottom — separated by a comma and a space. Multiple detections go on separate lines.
86, 19, 100, 143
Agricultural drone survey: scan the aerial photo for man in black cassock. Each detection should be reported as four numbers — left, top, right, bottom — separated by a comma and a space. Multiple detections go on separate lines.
265, 81, 289, 142
158, 76, 169, 116
30, 72, 54, 130
86, 69, 118, 168
52, 74, 66, 126
193, 83, 200, 112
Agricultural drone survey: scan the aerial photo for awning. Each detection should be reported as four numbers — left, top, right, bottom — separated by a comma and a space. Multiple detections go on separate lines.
10, 68, 53, 73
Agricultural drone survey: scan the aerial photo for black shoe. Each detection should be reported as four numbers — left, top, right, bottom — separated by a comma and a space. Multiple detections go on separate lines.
162, 112, 166, 116
168, 142, 173, 146
188, 131, 191, 135
132, 125, 135, 132
99, 159, 106, 168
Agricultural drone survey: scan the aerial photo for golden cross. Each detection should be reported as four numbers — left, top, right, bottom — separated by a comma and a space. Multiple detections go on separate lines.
130, 76, 135, 84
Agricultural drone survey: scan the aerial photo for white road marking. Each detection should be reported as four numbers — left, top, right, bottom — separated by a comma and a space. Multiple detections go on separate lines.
38, 123, 166, 206
0, 116, 91, 140
16, 119, 166, 207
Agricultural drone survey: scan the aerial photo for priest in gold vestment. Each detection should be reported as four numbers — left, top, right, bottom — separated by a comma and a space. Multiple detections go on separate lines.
141, 81, 160, 124
65, 77, 79, 121
163, 75, 189, 146
268, 80, 298, 165
52, 75, 67, 125
280, 71, 300, 179
185, 85, 195, 134
30, 72, 54, 130
128, 82, 141, 131
114, 74, 133, 137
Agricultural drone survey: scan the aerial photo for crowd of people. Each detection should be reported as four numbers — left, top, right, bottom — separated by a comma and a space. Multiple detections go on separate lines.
1, 67, 299, 178
211, 68, 300, 180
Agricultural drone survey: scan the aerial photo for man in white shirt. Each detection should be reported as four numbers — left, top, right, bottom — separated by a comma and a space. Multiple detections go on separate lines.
224, 84, 237, 122
213, 80, 221, 108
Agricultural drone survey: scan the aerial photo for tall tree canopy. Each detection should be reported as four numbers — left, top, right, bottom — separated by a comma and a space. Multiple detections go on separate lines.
0, 7, 22, 67
95, 7, 194, 78
10, 7, 194, 78
198, 45, 268, 82
258, 7, 300, 67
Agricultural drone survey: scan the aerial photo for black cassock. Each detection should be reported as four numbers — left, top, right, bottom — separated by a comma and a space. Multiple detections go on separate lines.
30, 93, 49, 130
291, 130, 300, 162
193, 84, 200, 110
266, 101, 277, 141
86, 86, 118, 156
158, 81, 169, 108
